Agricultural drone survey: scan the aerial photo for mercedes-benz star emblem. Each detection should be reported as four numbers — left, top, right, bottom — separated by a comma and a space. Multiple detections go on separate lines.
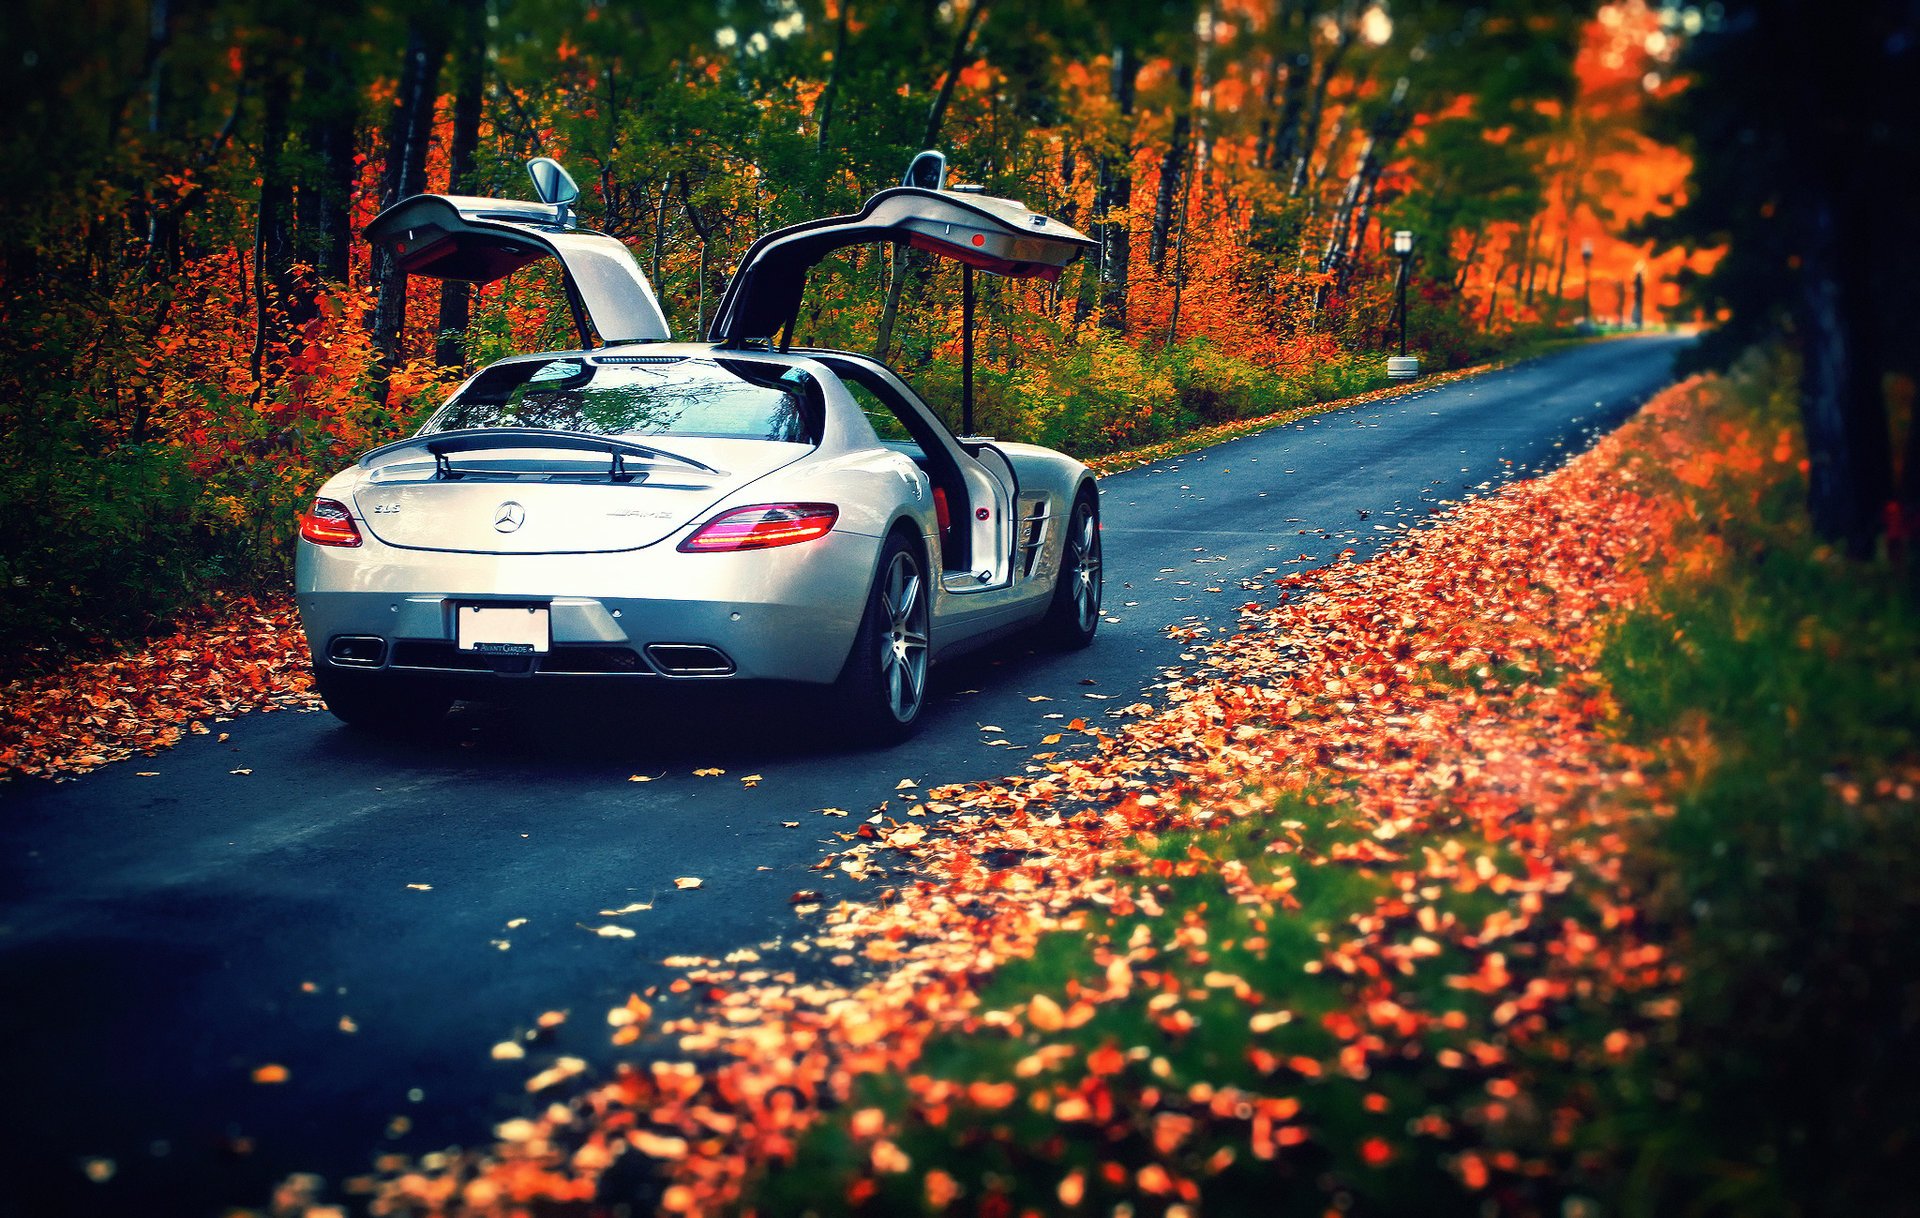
493, 501, 526, 533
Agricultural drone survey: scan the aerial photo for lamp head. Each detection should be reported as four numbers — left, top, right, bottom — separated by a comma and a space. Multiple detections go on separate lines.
1392, 229, 1413, 255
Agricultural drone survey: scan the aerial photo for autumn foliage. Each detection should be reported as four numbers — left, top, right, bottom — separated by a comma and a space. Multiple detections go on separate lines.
0, 0, 1698, 666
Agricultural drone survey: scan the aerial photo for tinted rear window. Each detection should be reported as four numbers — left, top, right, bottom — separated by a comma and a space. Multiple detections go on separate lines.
426, 357, 821, 443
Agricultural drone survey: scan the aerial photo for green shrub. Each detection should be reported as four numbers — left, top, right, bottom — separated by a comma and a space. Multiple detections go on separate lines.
0, 415, 222, 671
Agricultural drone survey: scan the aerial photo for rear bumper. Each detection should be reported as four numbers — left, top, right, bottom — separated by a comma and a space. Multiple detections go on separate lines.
295, 530, 880, 686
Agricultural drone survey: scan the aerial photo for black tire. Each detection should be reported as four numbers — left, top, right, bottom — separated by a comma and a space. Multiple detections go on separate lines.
1041, 490, 1103, 648
835, 532, 932, 744
312, 664, 454, 733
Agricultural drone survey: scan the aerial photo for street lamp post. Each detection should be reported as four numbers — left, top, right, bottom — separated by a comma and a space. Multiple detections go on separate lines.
1580, 238, 1594, 328
1387, 229, 1419, 380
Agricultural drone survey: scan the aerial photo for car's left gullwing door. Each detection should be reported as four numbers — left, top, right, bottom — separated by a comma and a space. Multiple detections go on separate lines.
706, 185, 1095, 347
365, 194, 671, 346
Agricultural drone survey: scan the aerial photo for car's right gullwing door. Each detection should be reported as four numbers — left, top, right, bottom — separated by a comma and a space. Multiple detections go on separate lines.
706, 186, 1095, 348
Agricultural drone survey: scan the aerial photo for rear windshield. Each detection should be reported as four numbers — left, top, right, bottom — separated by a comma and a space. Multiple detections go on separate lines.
425, 357, 821, 444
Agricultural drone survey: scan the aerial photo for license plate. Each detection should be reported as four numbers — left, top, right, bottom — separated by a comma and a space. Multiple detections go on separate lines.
457, 605, 550, 654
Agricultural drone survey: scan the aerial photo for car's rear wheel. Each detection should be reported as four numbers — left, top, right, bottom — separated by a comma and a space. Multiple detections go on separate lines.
312, 664, 454, 733
1041, 490, 1102, 648
836, 533, 931, 743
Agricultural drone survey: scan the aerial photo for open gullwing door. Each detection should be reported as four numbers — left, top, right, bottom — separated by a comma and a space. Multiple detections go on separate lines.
707, 186, 1095, 347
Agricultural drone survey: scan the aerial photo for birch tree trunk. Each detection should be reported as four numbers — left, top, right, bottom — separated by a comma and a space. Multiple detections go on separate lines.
1149, 61, 1194, 272
1092, 42, 1137, 334
370, 16, 447, 373
436, 0, 486, 368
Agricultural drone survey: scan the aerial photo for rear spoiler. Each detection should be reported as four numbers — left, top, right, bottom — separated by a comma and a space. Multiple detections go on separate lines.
359, 428, 719, 481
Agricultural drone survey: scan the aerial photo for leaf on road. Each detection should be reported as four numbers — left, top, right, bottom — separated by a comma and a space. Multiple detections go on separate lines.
599, 902, 654, 917
674, 877, 703, 890
693, 767, 725, 777
252, 1064, 289, 1084
581, 924, 636, 939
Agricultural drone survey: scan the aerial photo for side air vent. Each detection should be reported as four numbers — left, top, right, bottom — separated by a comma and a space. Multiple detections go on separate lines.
644, 644, 736, 676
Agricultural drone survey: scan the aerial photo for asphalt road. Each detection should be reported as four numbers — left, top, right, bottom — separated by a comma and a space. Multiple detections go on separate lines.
0, 335, 1688, 1217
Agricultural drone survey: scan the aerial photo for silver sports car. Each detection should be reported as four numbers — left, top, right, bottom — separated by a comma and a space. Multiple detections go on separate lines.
295, 157, 1103, 741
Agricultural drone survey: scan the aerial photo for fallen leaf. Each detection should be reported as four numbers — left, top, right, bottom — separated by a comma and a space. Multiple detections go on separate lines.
252, 1064, 289, 1084
674, 877, 703, 890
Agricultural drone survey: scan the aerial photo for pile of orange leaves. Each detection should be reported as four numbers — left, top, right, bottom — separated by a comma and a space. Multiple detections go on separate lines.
0, 596, 318, 782
342, 379, 1719, 1217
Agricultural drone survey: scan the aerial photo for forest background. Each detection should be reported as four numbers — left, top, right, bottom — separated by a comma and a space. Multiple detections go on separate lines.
0, 0, 1700, 667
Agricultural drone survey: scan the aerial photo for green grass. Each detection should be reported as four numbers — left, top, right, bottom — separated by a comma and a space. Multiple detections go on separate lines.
754, 789, 1638, 1217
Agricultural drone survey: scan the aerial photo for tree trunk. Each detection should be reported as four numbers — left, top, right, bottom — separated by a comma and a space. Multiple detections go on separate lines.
436, 0, 486, 368
1150, 62, 1194, 272
680, 173, 714, 338
297, 32, 360, 287
252, 47, 295, 382
1795, 192, 1891, 557
1521, 214, 1539, 307
370, 15, 447, 372
816, 1, 852, 157
1319, 80, 1406, 306
1270, 46, 1311, 175
1550, 230, 1569, 309
1097, 42, 1137, 334
1288, 25, 1352, 198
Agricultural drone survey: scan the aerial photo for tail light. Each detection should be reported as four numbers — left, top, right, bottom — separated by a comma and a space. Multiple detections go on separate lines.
300, 498, 363, 547
679, 503, 838, 553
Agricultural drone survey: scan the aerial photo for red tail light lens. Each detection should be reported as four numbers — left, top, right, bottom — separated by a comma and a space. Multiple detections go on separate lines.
679, 503, 838, 553
300, 498, 363, 547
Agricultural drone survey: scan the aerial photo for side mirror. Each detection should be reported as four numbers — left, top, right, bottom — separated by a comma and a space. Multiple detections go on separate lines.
903, 150, 947, 192
526, 157, 581, 227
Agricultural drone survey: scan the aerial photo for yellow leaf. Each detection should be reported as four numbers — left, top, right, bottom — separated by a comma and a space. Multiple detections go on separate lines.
674, 876, 703, 890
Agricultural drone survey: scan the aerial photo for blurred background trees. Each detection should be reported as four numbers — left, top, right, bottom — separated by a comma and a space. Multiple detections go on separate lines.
1645, 0, 1920, 558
